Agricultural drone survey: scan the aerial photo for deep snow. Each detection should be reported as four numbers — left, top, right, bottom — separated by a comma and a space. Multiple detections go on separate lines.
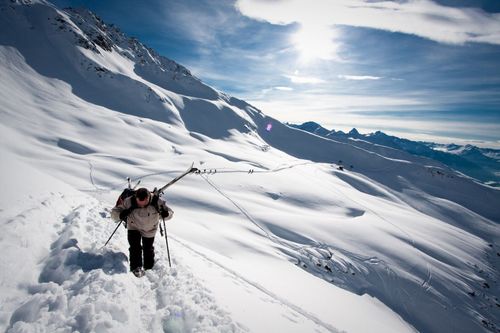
1, 1, 499, 332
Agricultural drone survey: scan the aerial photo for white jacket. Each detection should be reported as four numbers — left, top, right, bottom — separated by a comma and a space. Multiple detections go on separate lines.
111, 195, 173, 238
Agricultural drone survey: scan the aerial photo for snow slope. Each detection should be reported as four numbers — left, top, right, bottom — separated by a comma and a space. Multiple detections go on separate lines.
1, 1, 499, 332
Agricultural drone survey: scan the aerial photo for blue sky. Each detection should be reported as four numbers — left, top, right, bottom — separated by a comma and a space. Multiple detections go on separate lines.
52, 0, 500, 147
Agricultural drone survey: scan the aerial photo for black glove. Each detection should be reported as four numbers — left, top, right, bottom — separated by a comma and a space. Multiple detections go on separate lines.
160, 209, 170, 218
119, 208, 131, 221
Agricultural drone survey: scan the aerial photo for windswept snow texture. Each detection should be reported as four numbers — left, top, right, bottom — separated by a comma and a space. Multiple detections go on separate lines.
1, 1, 499, 332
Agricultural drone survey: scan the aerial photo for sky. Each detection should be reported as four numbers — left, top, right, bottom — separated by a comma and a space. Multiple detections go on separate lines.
50, 0, 500, 147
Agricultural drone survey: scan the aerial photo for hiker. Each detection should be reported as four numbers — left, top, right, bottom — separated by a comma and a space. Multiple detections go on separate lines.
111, 187, 173, 276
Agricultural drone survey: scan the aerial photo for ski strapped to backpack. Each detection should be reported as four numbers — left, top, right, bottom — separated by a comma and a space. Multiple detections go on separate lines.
154, 162, 198, 196
103, 164, 199, 249
116, 163, 198, 216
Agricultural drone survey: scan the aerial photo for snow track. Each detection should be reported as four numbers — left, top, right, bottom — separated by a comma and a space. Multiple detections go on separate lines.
170, 236, 340, 333
4, 196, 343, 333
6, 200, 243, 333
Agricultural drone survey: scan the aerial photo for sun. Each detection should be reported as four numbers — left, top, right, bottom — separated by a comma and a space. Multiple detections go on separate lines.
292, 24, 338, 62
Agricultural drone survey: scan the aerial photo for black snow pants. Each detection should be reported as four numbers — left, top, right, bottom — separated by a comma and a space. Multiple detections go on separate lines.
127, 230, 155, 271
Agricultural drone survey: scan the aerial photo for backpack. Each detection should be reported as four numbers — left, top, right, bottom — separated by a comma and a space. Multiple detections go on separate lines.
115, 188, 135, 207
115, 188, 161, 213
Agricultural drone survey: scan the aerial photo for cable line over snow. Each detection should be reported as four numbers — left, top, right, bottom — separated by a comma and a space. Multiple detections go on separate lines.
92, 159, 424, 287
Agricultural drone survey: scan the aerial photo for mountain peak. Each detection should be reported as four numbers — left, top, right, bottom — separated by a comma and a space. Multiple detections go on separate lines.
288, 121, 332, 136
348, 128, 359, 136
63, 6, 193, 78
7, 0, 49, 5
371, 130, 386, 136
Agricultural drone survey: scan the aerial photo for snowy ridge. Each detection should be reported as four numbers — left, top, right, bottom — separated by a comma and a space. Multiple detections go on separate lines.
290, 121, 500, 187
1, 0, 500, 332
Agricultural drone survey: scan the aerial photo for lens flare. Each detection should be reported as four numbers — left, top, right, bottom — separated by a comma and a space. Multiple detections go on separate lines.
266, 123, 273, 131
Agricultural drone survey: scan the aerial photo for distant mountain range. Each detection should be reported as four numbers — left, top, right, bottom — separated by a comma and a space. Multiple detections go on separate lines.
289, 121, 500, 187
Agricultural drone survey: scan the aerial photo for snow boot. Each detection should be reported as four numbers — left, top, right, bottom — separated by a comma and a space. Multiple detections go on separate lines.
132, 267, 145, 278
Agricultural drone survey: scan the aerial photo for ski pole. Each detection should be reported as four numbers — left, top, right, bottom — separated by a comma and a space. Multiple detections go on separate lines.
162, 217, 172, 267
103, 220, 122, 248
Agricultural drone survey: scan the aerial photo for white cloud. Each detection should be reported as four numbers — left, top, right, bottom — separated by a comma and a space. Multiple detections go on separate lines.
235, 0, 500, 46
259, 86, 294, 96
338, 75, 382, 80
247, 93, 500, 147
164, 1, 244, 45
250, 92, 424, 115
284, 74, 326, 84
244, 87, 500, 147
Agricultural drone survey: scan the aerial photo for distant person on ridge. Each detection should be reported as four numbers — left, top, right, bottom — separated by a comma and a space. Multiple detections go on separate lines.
111, 187, 173, 277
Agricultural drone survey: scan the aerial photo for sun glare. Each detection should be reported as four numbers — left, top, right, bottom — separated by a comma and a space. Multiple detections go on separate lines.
292, 24, 337, 62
